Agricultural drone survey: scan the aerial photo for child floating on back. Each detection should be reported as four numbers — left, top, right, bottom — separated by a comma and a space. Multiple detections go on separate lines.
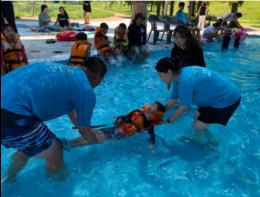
1, 24, 28, 74
68, 32, 91, 66
61, 102, 166, 150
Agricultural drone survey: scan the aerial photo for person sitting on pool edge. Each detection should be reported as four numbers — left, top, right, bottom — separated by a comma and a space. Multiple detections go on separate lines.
94, 22, 117, 61
1, 24, 28, 74
61, 101, 166, 149
113, 23, 128, 55
68, 32, 91, 66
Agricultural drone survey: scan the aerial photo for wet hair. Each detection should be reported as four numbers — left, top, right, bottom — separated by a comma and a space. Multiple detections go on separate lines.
82, 56, 107, 77
174, 25, 199, 50
155, 57, 181, 74
119, 23, 126, 30
41, 4, 48, 12
59, 6, 69, 18
154, 101, 166, 113
100, 23, 109, 29
236, 12, 242, 18
75, 32, 87, 40
179, 2, 185, 7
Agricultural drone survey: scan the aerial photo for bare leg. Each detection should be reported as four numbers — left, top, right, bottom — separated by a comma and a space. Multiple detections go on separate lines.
2, 151, 29, 183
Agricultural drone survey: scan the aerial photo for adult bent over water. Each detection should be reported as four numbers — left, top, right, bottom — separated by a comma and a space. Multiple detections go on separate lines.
155, 57, 241, 141
1, 57, 106, 183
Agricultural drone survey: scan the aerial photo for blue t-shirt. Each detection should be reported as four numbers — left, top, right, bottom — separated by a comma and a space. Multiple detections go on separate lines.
170, 66, 241, 108
175, 10, 189, 24
1, 62, 96, 126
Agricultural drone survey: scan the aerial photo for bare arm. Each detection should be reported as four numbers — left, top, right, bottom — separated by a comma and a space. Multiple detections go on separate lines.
165, 99, 177, 111
167, 105, 188, 123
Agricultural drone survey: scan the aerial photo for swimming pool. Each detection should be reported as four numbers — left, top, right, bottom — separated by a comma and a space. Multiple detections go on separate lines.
2, 37, 260, 197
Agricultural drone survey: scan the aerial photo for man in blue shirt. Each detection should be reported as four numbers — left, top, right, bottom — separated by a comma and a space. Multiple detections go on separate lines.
1, 57, 107, 182
175, 2, 189, 25
175, 2, 201, 41
155, 57, 241, 132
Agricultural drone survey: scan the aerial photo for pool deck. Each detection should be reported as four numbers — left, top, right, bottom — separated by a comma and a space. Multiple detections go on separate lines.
16, 16, 260, 62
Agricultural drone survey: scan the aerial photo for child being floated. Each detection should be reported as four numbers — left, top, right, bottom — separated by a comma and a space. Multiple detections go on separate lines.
94, 22, 117, 61
61, 102, 166, 150
1, 24, 28, 74
68, 32, 91, 66
113, 23, 128, 55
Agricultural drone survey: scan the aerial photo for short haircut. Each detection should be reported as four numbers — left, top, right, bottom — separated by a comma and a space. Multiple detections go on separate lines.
100, 23, 109, 29
82, 56, 107, 77
179, 2, 185, 7
155, 101, 166, 112
119, 23, 126, 30
236, 12, 242, 18
41, 4, 48, 12
155, 57, 181, 74
75, 32, 87, 40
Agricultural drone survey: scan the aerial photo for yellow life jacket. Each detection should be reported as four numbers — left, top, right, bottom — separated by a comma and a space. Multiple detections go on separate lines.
1, 33, 27, 73
68, 40, 91, 66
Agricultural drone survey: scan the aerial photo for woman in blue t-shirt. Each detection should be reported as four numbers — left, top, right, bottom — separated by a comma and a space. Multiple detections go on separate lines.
155, 57, 241, 133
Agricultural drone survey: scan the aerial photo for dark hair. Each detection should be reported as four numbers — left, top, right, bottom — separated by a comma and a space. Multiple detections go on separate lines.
133, 13, 145, 24
41, 4, 48, 12
155, 101, 166, 112
82, 56, 107, 77
100, 23, 109, 29
75, 32, 87, 40
179, 2, 185, 7
236, 12, 242, 18
213, 22, 221, 28
174, 25, 199, 50
119, 23, 126, 30
155, 57, 181, 74
59, 6, 69, 18
222, 22, 228, 26
1, 24, 13, 31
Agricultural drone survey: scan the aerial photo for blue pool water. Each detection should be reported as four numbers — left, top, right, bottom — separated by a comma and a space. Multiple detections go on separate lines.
2, 37, 260, 197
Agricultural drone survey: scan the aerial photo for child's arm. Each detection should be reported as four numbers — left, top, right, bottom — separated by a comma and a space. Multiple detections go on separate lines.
147, 126, 156, 145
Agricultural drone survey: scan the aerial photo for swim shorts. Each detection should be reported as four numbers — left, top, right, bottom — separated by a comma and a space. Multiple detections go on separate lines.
1, 109, 56, 157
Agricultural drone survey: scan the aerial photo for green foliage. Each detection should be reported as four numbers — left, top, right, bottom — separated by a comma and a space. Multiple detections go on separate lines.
13, 1, 260, 28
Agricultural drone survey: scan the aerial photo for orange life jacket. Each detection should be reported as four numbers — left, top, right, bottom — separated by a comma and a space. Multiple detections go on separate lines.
1, 33, 28, 73
120, 105, 164, 134
94, 27, 111, 54
68, 40, 91, 66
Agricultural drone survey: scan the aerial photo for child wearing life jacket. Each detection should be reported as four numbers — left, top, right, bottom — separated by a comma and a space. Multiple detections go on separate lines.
68, 32, 91, 66
94, 23, 116, 61
60, 102, 166, 150
113, 23, 128, 54
1, 24, 28, 74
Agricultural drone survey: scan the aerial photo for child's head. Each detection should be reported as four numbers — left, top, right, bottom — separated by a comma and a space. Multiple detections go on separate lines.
222, 22, 228, 28
2, 24, 15, 39
75, 32, 87, 41
150, 102, 166, 113
100, 23, 109, 34
41, 4, 48, 13
118, 23, 127, 33
179, 2, 185, 10
236, 12, 242, 19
